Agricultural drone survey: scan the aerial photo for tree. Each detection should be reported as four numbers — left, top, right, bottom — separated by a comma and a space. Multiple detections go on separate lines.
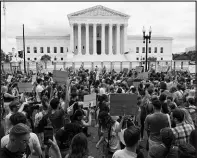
40, 54, 51, 62
5, 54, 10, 63
148, 57, 157, 62
1, 49, 6, 62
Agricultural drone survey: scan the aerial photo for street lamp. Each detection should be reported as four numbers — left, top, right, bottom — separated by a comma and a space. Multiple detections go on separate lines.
142, 26, 152, 72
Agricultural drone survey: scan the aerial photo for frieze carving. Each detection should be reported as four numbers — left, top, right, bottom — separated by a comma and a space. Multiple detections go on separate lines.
72, 8, 127, 17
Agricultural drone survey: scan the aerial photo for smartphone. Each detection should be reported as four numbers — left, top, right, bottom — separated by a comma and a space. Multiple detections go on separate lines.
44, 126, 53, 145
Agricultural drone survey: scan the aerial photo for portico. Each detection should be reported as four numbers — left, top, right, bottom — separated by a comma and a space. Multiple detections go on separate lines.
67, 5, 130, 61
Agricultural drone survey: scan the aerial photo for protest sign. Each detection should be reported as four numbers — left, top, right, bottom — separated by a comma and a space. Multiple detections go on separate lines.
136, 72, 148, 80
110, 94, 138, 116
83, 93, 97, 108
133, 81, 141, 88
123, 68, 128, 74
53, 70, 68, 85
18, 82, 32, 93
7, 75, 13, 83
136, 66, 143, 73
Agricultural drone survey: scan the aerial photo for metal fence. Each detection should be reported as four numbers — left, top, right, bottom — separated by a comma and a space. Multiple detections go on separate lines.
2, 60, 190, 74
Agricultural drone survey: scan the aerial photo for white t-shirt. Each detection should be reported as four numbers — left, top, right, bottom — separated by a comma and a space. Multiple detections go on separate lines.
1, 132, 41, 157
36, 85, 44, 102
112, 148, 137, 158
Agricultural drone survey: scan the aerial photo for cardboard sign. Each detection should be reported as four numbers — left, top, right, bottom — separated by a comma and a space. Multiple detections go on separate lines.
110, 94, 138, 116
136, 72, 148, 80
123, 68, 128, 74
83, 93, 97, 108
53, 70, 68, 85
18, 82, 32, 93
136, 66, 143, 73
133, 81, 141, 88
7, 75, 13, 83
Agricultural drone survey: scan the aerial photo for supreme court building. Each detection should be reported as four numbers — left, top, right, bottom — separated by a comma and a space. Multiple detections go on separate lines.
16, 5, 173, 64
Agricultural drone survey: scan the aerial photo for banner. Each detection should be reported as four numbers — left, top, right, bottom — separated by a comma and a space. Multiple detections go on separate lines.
18, 82, 32, 93
83, 93, 97, 108
53, 70, 68, 85
110, 94, 138, 116
7, 75, 13, 83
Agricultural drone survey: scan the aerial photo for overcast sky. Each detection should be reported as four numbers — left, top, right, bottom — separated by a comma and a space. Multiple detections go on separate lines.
1, 2, 195, 54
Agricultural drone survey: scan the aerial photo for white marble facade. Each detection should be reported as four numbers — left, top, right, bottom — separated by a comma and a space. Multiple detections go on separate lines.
16, 5, 173, 62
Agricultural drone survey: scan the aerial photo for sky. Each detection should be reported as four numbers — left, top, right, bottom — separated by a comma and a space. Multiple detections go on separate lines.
1, 2, 195, 54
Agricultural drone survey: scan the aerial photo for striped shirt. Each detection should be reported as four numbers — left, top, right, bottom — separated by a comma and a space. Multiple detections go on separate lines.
171, 122, 194, 146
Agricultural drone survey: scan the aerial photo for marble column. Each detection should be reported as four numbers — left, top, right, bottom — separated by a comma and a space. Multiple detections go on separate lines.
93, 24, 97, 55
70, 23, 74, 53
123, 24, 128, 54
85, 23, 89, 55
116, 24, 120, 54
101, 23, 105, 55
78, 23, 81, 54
109, 24, 113, 55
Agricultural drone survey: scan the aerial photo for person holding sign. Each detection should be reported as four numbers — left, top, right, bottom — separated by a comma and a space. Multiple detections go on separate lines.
71, 103, 93, 137
96, 111, 126, 158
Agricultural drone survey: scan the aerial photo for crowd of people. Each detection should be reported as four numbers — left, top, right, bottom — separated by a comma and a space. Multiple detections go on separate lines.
0, 65, 196, 158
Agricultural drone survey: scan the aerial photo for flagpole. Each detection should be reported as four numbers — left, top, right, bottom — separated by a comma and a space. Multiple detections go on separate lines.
3, 1, 7, 54
23, 24, 26, 74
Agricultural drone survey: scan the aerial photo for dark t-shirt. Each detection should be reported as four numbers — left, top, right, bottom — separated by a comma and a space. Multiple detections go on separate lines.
148, 144, 178, 158
0, 147, 24, 158
49, 109, 65, 132
56, 123, 82, 150
145, 113, 169, 142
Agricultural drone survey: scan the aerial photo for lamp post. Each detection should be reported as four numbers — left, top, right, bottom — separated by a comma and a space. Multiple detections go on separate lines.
142, 26, 152, 72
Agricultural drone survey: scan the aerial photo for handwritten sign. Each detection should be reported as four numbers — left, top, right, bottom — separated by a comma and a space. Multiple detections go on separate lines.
7, 75, 13, 83
18, 82, 32, 93
83, 93, 97, 108
53, 70, 68, 85
110, 94, 138, 116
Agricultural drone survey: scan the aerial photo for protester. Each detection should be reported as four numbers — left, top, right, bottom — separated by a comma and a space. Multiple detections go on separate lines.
65, 132, 94, 158
1, 112, 42, 158
144, 99, 170, 149
0, 123, 30, 158
171, 108, 195, 146
148, 127, 178, 158
112, 126, 143, 158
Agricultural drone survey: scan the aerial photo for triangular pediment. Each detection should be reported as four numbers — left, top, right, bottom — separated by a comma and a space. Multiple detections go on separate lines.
68, 5, 130, 18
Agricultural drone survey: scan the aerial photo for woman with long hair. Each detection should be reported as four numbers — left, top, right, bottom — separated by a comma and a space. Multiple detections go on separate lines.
96, 111, 124, 158
65, 132, 93, 158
